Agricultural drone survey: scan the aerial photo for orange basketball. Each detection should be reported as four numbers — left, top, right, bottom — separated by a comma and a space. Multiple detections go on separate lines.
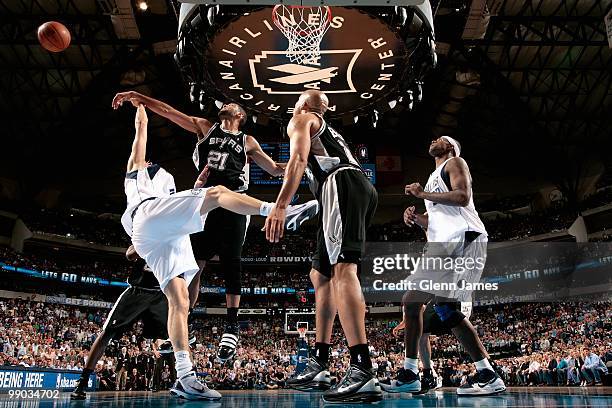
37, 21, 71, 52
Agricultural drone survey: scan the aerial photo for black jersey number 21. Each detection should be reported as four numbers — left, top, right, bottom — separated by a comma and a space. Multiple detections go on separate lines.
207, 150, 229, 171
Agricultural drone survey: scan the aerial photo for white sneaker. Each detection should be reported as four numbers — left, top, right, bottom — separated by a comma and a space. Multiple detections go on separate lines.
285, 200, 319, 231
170, 371, 222, 401
457, 369, 506, 396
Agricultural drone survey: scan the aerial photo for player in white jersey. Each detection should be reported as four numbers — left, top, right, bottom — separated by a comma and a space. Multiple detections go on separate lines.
382, 136, 505, 396
117, 102, 318, 400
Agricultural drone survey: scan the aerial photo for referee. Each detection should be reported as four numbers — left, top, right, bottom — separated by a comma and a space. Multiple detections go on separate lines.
71, 245, 170, 400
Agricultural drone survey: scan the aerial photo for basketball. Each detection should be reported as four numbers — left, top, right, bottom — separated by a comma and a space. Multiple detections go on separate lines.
37, 21, 71, 52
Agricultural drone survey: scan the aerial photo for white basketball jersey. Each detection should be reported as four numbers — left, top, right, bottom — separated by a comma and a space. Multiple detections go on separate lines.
121, 164, 176, 236
424, 158, 487, 242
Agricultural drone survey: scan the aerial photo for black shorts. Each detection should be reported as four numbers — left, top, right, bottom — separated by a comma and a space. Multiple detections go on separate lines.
103, 287, 168, 339
423, 302, 448, 336
312, 169, 378, 278
190, 207, 248, 261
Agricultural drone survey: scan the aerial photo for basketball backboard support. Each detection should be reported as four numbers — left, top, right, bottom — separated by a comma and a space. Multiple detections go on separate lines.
180, 1, 425, 5
177, 1, 436, 119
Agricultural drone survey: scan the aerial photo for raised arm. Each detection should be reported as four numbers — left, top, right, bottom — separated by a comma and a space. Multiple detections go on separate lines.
245, 135, 286, 177
276, 115, 312, 208
126, 104, 148, 173
264, 115, 312, 242
112, 91, 212, 139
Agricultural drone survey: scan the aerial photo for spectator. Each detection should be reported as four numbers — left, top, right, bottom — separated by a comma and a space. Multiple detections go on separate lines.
581, 347, 608, 385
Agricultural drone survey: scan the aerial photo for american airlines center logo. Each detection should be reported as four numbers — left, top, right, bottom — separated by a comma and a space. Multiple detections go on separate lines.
249, 50, 362, 95
206, 8, 407, 117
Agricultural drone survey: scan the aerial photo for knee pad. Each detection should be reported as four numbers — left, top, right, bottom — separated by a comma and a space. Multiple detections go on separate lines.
222, 258, 242, 295
433, 303, 465, 329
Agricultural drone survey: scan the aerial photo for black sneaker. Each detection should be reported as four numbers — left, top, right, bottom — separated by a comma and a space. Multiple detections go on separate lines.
380, 367, 421, 393
159, 340, 173, 354
159, 336, 196, 355
70, 386, 86, 400
457, 368, 506, 396
322, 364, 382, 403
287, 357, 331, 391
413, 374, 437, 395
217, 324, 239, 362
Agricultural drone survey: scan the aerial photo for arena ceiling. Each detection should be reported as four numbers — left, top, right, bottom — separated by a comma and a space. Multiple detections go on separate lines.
0, 0, 610, 210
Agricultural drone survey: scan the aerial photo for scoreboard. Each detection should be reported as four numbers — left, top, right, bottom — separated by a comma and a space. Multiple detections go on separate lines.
250, 142, 307, 185
249, 142, 375, 185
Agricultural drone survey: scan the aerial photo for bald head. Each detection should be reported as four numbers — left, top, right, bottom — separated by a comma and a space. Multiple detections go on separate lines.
294, 90, 329, 116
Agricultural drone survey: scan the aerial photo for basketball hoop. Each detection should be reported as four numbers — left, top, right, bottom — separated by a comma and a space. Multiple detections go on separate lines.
297, 326, 307, 339
272, 5, 332, 65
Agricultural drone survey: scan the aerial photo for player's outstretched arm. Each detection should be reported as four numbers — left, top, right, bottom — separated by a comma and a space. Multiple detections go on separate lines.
245, 135, 286, 177
112, 91, 212, 139
126, 104, 148, 173
264, 115, 312, 242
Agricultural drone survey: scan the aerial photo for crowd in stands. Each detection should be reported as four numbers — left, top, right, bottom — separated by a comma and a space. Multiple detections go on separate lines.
1, 298, 609, 391
4, 187, 611, 265
21, 208, 129, 248
476, 194, 535, 213
0, 246, 131, 282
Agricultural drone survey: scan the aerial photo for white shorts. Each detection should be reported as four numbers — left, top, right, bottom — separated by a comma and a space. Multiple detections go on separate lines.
131, 188, 210, 292
407, 232, 488, 301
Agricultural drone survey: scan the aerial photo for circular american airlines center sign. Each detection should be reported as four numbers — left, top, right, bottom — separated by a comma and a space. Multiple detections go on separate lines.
206, 7, 408, 118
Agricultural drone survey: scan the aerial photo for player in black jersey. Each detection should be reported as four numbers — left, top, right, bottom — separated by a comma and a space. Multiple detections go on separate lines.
265, 90, 381, 403
71, 246, 169, 400
112, 91, 285, 362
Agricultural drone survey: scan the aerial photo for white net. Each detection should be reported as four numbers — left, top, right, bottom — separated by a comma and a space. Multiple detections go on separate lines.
272, 5, 332, 65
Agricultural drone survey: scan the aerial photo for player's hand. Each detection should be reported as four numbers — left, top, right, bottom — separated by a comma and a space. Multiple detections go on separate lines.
403, 206, 417, 226
264, 205, 286, 243
392, 325, 403, 337
194, 165, 210, 188
273, 163, 287, 176
405, 183, 424, 198
113, 91, 141, 109
125, 245, 140, 261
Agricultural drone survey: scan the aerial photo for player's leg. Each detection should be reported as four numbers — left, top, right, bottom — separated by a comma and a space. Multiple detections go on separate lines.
72, 287, 146, 399
217, 210, 247, 362
200, 186, 318, 229
320, 170, 381, 403
70, 329, 115, 399
415, 334, 442, 393
311, 269, 336, 362
381, 290, 430, 394
413, 304, 445, 394
188, 267, 203, 309
164, 277, 190, 364
450, 236, 505, 396
287, 265, 334, 391
165, 276, 222, 400
432, 304, 504, 395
